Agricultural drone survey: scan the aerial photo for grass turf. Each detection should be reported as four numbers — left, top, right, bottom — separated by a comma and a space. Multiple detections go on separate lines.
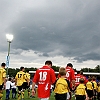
2, 90, 75, 100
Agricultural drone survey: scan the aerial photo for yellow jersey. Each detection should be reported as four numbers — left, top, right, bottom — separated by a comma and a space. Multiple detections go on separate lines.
54, 78, 69, 94
86, 81, 94, 90
26, 72, 30, 80
75, 84, 86, 95
15, 71, 26, 86
92, 81, 97, 90
0, 67, 6, 85
97, 86, 100, 93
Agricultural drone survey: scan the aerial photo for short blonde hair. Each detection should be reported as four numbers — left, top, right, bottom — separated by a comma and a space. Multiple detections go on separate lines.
59, 67, 66, 76
79, 78, 84, 83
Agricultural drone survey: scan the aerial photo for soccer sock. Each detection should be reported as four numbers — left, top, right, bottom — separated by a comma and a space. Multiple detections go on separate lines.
0, 91, 3, 100
18, 91, 21, 100
94, 96, 96, 100
21, 90, 25, 99
28, 88, 30, 97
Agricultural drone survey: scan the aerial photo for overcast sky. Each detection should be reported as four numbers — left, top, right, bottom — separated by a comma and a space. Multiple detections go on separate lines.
0, 0, 100, 70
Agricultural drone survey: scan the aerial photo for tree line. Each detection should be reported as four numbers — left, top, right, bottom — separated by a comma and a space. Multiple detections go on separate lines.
7, 65, 100, 77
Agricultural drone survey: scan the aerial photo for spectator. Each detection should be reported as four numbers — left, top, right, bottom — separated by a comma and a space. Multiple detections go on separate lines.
6, 78, 12, 100
11, 79, 17, 99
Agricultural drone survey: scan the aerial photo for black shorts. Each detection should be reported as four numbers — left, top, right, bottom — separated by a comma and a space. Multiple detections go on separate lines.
97, 92, 100, 100
0, 83, 4, 90
86, 90, 93, 98
22, 82, 28, 90
17, 82, 30, 91
75, 95, 86, 100
17, 86, 23, 91
55, 93, 67, 100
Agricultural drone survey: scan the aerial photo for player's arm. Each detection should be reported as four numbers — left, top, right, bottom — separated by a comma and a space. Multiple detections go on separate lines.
15, 74, 18, 86
71, 69, 75, 89
32, 70, 39, 96
25, 73, 30, 86
3, 70, 6, 88
27, 74, 30, 82
51, 69, 56, 84
85, 86, 88, 100
32, 82, 36, 96
27, 76, 30, 86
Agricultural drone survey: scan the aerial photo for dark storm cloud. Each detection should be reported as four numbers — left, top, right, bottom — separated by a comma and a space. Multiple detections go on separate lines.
74, 52, 100, 63
1, 0, 100, 62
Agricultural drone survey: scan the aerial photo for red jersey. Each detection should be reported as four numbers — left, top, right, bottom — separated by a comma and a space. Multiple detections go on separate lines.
75, 74, 81, 86
81, 75, 88, 84
33, 66, 56, 98
66, 67, 75, 82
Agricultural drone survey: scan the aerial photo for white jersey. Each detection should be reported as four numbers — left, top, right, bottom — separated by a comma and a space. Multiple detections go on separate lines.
11, 82, 16, 89
6, 81, 12, 89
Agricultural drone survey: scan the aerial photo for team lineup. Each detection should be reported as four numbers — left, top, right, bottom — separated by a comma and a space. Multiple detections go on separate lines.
0, 61, 100, 100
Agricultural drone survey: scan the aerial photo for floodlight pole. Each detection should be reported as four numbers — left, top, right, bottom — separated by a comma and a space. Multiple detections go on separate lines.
6, 34, 13, 78
6, 41, 11, 77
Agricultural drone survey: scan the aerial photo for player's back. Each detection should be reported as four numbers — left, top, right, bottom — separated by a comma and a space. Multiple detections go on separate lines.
92, 81, 97, 90
37, 66, 54, 87
81, 75, 88, 84
33, 65, 56, 98
66, 67, 75, 82
26, 72, 30, 80
15, 71, 26, 86
86, 81, 93, 90
75, 74, 81, 86
75, 83, 86, 95
0, 67, 6, 85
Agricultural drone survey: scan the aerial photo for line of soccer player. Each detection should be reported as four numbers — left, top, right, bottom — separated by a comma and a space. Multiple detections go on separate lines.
0, 61, 100, 100
0, 63, 31, 100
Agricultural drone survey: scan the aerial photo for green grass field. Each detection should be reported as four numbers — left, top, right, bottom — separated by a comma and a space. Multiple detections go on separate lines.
2, 90, 75, 100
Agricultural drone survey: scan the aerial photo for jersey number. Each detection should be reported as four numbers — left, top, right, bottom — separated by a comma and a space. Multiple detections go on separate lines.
75, 78, 80, 82
66, 71, 70, 77
39, 72, 47, 81
18, 74, 22, 78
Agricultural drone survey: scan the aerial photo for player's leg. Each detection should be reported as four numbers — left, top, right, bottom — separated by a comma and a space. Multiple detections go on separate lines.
76, 95, 86, 100
21, 82, 27, 100
66, 92, 70, 100
14, 88, 17, 98
0, 85, 3, 100
17, 86, 22, 100
68, 92, 72, 100
26, 82, 30, 98
6, 89, 10, 100
97, 92, 100, 100
21, 89, 25, 100
93, 89, 96, 100
12, 88, 14, 98
54, 93, 67, 100
0, 90, 3, 100
88, 90, 93, 100
27, 87, 30, 98
39, 97, 49, 100
12, 88, 16, 98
